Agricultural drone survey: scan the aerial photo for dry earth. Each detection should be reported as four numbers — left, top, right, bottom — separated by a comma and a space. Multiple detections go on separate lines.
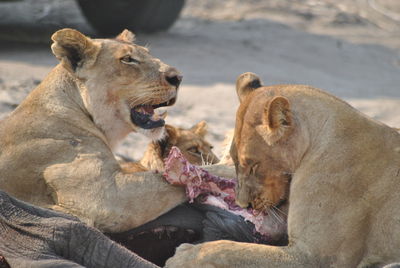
0, 0, 399, 160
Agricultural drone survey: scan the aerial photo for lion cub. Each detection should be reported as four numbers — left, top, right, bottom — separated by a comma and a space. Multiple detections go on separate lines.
120, 121, 219, 173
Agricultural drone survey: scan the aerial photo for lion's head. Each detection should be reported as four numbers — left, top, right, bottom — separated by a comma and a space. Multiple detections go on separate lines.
138, 121, 219, 171
164, 121, 219, 166
51, 28, 181, 148
231, 73, 307, 214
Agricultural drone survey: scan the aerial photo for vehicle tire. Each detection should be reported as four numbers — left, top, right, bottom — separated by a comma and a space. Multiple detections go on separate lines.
77, 0, 185, 35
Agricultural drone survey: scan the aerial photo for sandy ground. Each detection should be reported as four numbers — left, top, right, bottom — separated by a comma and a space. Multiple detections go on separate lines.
0, 0, 399, 160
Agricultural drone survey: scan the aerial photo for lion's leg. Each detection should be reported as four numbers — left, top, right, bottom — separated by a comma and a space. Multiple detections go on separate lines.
44, 152, 187, 233
119, 161, 148, 173
165, 240, 312, 268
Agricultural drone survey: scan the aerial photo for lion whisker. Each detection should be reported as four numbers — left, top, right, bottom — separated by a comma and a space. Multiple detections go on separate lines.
272, 205, 288, 216
270, 207, 285, 224
201, 152, 206, 166
127, 86, 173, 107
209, 154, 215, 165
267, 208, 279, 223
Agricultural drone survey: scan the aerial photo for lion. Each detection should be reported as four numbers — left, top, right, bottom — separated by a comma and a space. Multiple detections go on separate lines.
121, 121, 219, 173
166, 72, 400, 267
0, 28, 192, 233
219, 72, 264, 166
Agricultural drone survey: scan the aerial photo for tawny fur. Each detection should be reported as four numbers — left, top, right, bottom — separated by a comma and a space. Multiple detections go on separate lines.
219, 73, 263, 166
120, 122, 219, 173
0, 28, 189, 233
166, 72, 400, 268
218, 129, 235, 166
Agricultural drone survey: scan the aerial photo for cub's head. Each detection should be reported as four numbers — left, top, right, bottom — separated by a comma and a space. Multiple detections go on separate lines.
51, 28, 181, 146
162, 121, 219, 166
154, 121, 219, 165
231, 72, 298, 212
140, 121, 219, 171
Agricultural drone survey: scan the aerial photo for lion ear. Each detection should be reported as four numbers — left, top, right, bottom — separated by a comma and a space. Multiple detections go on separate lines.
116, 29, 135, 43
51, 28, 100, 72
165, 125, 178, 145
191, 120, 208, 137
256, 96, 292, 146
236, 72, 263, 103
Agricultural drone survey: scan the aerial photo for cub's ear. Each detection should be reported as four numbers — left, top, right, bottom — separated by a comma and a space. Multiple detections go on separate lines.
115, 29, 135, 43
51, 28, 101, 72
256, 96, 292, 146
236, 72, 263, 103
165, 124, 179, 145
191, 120, 208, 137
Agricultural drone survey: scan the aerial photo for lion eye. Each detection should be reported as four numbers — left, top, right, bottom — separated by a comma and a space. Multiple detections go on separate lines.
188, 146, 200, 154
120, 56, 140, 65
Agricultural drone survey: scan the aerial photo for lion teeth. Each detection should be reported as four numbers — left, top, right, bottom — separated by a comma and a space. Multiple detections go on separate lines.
151, 110, 167, 121
159, 111, 167, 119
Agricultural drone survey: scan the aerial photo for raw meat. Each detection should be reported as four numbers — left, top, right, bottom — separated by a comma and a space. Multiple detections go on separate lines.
163, 146, 269, 238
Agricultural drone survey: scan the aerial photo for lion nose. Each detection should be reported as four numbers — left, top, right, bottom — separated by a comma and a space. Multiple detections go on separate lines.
164, 69, 182, 88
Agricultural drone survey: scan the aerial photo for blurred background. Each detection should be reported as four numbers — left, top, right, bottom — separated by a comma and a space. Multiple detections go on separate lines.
0, 0, 399, 159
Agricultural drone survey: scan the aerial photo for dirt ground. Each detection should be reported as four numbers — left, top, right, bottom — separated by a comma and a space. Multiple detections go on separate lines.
0, 0, 399, 160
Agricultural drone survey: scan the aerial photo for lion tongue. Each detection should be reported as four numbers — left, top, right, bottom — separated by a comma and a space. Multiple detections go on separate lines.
138, 106, 167, 122
138, 105, 154, 115
131, 106, 165, 129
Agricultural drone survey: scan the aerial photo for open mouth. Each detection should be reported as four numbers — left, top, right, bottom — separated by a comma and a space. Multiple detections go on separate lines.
130, 98, 176, 129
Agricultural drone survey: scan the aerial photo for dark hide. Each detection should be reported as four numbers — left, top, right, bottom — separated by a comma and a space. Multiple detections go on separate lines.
0, 191, 158, 268
0, 190, 284, 267
107, 203, 282, 266
4, 191, 399, 267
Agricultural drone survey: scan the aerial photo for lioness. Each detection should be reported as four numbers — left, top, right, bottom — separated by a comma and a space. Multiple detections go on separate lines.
121, 121, 219, 173
0, 28, 189, 233
219, 72, 264, 166
166, 73, 400, 267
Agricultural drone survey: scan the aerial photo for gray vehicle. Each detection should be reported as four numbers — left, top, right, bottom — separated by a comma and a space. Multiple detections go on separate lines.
77, 0, 185, 34
0, 0, 185, 34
